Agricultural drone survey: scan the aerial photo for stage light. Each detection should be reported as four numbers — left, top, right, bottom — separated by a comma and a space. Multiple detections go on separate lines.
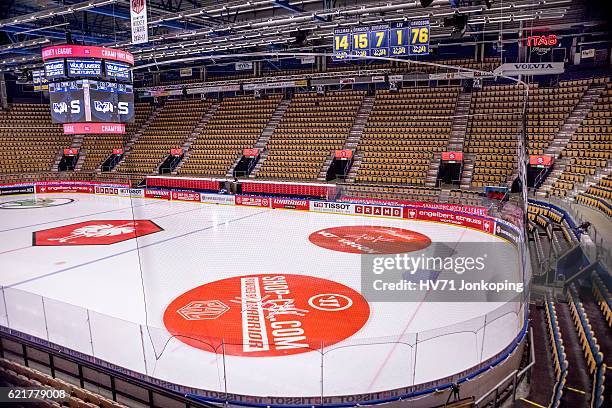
420, 0, 434, 7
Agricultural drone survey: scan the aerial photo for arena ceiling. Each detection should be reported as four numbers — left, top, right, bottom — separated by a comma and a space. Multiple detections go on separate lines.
0, 0, 607, 72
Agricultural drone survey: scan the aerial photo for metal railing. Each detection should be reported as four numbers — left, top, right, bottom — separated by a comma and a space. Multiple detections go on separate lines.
475, 327, 536, 407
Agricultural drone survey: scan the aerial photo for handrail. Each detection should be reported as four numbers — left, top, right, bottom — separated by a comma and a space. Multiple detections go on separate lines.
474, 327, 535, 407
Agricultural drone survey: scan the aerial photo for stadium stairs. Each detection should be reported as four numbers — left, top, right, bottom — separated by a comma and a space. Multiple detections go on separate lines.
459, 153, 476, 190
109, 105, 163, 172
172, 101, 220, 175
344, 151, 363, 183
424, 153, 442, 188
317, 95, 375, 181
554, 295, 593, 407
242, 98, 290, 178
447, 91, 471, 151
511, 302, 556, 408
426, 90, 471, 188
537, 82, 608, 197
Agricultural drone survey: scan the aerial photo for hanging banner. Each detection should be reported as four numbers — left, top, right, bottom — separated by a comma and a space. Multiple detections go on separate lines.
581, 49, 595, 59
179, 68, 193, 77
130, 0, 149, 45
494, 62, 564, 76
235, 62, 253, 71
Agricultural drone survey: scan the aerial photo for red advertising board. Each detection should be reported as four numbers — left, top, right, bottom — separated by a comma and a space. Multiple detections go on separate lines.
271, 198, 310, 210
171, 191, 200, 202
64, 123, 125, 134
144, 189, 170, 200
112, 148, 124, 155
170, 148, 183, 156
403, 207, 496, 233
36, 180, 129, 187
243, 148, 260, 158
441, 151, 463, 162
234, 195, 270, 207
63, 148, 79, 156
42, 45, 134, 65
36, 185, 93, 194
335, 149, 353, 159
529, 155, 553, 167
344, 197, 487, 216
354, 204, 402, 218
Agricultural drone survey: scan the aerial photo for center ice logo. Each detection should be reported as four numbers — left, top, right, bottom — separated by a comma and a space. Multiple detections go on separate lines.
0, 197, 73, 209
48, 223, 135, 243
309, 226, 431, 254
33, 220, 163, 246
163, 274, 370, 356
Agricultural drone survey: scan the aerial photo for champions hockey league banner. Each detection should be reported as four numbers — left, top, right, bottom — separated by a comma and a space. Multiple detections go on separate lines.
130, 0, 149, 44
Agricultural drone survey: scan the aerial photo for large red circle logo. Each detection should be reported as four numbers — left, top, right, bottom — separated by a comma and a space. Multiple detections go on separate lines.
163, 274, 369, 357
309, 226, 431, 254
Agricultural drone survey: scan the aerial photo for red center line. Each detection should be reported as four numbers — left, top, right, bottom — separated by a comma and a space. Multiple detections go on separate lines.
366, 297, 427, 391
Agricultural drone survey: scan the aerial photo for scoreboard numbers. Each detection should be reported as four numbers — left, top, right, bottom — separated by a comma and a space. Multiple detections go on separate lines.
333, 21, 430, 59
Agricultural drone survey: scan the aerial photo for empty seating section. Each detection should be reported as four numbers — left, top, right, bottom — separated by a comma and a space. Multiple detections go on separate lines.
550, 79, 611, 197
0, 357, 126, 407
591, 271, 612, 327
575, 175, 612, 218
116, 100, 210, 174
340, 184, 440, 203
465, 85, 523, 187
544, 298, 567, 408
0, 104, 69, 173
527, 80, 588, 155
258, 91, 364, 180
80, 103, 154, 171
357, 86, 459, 185
180, 95, 282, 176
566, 284, 607, 408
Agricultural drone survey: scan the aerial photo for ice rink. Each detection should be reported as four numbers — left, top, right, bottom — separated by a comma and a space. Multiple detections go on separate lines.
0, 193, 525, 397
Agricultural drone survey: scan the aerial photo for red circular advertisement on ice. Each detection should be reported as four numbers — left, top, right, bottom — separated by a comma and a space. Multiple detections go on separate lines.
309, 226, 431, 254
163, 274, 370, 357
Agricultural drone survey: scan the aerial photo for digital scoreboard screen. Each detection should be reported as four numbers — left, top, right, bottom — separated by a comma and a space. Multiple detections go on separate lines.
44, 60, 65, 80
89, 81, 134, 123
49, 81, 85, 123
333, 20, 430, 60
67, 59, 102, 77
49, 79, 134, 124
105, 61, 131, 82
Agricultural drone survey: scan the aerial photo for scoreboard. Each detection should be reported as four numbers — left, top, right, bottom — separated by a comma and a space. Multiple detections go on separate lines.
49, 79, 134, 124
333, 20, 430, 60
42, 45, 134, 134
